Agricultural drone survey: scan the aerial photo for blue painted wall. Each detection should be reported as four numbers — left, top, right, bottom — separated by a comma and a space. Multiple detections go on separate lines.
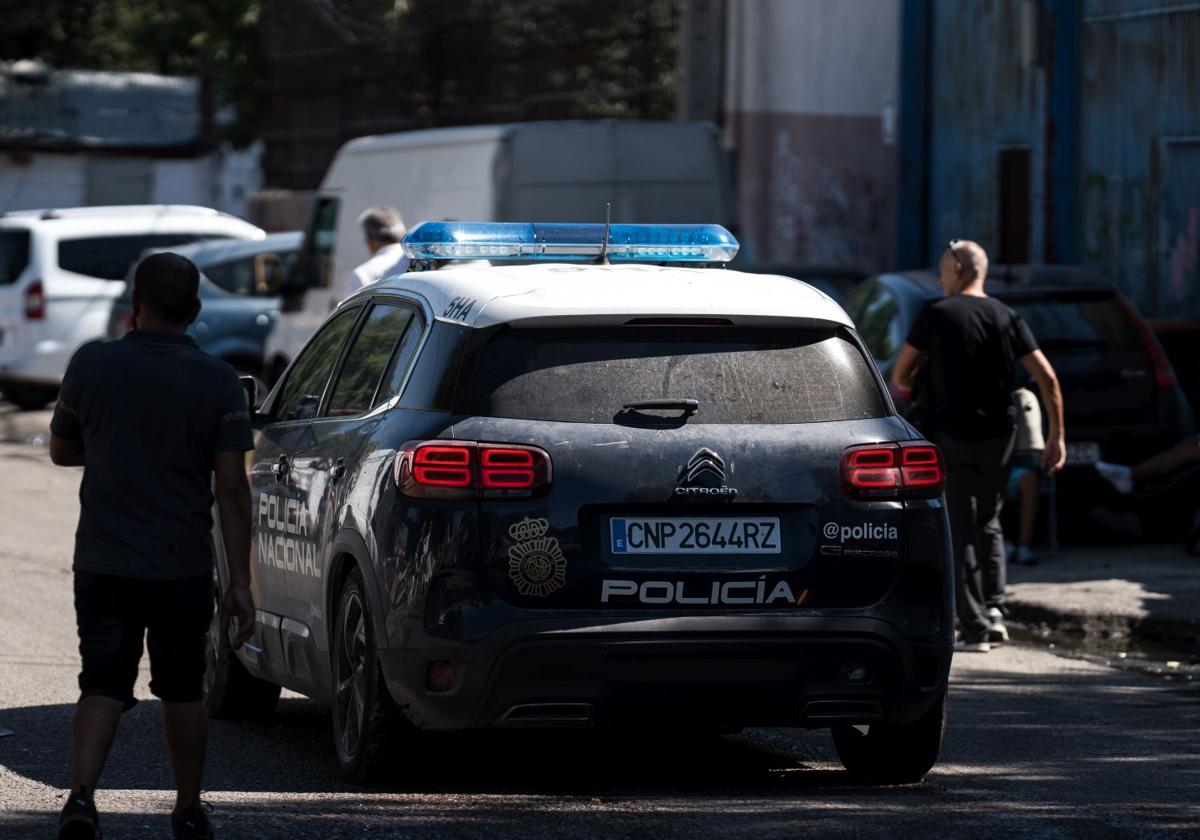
911, 0, 1200, 318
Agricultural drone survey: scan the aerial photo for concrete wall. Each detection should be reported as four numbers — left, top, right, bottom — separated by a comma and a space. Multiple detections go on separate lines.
724, 0, 901, 268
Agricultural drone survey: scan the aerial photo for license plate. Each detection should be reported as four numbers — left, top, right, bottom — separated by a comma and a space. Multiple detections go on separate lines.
610, 517, 781, 555
1067, 442, 1101, 465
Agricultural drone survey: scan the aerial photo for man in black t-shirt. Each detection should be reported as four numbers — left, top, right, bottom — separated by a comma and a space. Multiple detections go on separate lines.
891, 240, 1065, 651
49, 253, 256, 840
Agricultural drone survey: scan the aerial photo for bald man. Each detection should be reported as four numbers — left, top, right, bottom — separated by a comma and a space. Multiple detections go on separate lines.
892, 240, 1065, 652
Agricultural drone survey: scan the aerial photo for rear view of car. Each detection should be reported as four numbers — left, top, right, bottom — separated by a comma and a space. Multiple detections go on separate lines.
209, 222, 954, 786
0, 205, 263, 409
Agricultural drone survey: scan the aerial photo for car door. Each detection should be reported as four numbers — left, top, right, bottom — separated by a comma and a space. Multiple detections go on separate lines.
249, 305, 363, 682
284, 299, 426, 665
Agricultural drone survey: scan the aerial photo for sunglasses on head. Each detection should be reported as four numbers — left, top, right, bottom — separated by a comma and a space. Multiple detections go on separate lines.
947, 239, 963, 267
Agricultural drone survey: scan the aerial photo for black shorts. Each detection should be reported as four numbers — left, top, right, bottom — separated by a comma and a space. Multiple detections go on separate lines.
73, 570, 213, 710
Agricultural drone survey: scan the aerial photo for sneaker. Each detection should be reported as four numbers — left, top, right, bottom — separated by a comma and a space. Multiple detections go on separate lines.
172, 804, 214, 840
954, 638, 992, 653
1095, 461, 1133, 495
986, 607, 1009, 643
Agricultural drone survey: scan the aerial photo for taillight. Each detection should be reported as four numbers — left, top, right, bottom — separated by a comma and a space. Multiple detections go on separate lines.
24, 280, 45, 320
842, 442, 944, 500
1117, 295, 1176, 388
395, 441, 552, 499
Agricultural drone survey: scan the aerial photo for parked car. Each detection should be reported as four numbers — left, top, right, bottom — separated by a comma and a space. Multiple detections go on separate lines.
108, 232, 302, 381
845, 266, 1196, 535
737, 264, 866, 307
0, 205, 264, 409
208, 221, 954, 785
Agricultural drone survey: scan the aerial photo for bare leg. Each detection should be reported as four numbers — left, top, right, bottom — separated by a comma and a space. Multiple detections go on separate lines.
69, 695, 124, 795
1018, 471, 1039, 547
162, 701, 208, 813
1131, 438, 1200, 485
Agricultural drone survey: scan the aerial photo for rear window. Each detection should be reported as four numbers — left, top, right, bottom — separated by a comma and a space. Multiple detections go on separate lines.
468, 326, 888, 424
58, 234, 212, 280
0, 230, 30, 285
1006, 294, 1141, 353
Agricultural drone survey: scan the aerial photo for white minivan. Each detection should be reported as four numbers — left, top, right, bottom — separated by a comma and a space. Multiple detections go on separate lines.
0, 205, 264, 408
263, 120, 735, 382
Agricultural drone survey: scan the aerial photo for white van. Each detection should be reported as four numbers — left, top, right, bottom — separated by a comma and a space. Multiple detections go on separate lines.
0, 205, 264, 408
264, 120, 734, 381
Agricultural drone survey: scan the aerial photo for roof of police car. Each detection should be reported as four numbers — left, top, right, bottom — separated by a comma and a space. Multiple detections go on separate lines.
352, 262, 854, 328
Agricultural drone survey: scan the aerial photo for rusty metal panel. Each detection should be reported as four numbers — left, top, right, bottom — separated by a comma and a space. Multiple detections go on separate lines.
927, 0, 1045, 265
1080, 2, 1200, 317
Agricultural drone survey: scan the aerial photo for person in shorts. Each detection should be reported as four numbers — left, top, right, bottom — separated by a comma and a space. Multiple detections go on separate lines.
49, 253, 256, 840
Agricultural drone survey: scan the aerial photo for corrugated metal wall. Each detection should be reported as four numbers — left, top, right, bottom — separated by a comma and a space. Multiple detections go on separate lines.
925, 0, 1200, 318
1080, 0, 1200, 317
927, 0, 1046, 264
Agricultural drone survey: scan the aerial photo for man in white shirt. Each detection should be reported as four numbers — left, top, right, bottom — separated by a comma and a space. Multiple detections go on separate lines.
344, 207, 409, 301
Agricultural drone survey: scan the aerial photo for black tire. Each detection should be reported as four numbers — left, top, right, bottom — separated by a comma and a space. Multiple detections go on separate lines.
204, 581, 281, 720
332, 568, 403, 783
3, 382, 58, 411
1139, 505, 1190, 542
832, 691, 946, 784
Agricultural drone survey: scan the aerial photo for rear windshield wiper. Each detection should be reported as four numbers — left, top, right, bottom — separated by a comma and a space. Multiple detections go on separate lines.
620, 399, 700, 416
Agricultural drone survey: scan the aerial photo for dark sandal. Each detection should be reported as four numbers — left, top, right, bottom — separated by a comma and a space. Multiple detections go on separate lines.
58, 791, 101, 840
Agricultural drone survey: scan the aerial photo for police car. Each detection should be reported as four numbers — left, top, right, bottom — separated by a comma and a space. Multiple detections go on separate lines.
205, 222, 954, 784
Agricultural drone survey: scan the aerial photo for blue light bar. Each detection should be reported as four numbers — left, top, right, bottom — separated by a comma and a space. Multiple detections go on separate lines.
402, 222, 739, 263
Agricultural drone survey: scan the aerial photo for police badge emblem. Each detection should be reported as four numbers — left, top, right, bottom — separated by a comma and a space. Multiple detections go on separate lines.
507, 517, 567, 597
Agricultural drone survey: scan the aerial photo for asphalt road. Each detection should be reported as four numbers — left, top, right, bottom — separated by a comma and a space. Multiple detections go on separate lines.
1, 406, 1198, 839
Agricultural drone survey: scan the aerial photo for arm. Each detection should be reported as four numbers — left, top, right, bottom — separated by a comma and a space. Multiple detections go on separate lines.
1020, 349, 1066, 474
49, 434, 85, 467
889, 342, 926, 399
214, 450, 255, 649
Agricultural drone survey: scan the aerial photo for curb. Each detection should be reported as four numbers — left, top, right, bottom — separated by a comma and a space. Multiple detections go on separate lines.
1005, 599, 1200, 656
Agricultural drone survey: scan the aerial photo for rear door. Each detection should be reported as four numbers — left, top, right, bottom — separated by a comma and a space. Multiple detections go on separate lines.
449, 323, 914, 613
0, 227, 34, 368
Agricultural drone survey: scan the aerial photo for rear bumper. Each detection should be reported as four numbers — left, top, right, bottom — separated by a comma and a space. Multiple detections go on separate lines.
379, 614, 951, 732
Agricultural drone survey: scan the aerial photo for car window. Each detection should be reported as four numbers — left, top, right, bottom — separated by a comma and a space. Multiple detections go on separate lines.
326, 304, 416, 417
468, 326, 888, 425
203, 257, 257, 296
274, 308, 360, 422
57, 234, 212, 280
1007, 294, 1142, 353
0, 230, 30, 285
375, 309, 427, 407
855, 287, 901, 361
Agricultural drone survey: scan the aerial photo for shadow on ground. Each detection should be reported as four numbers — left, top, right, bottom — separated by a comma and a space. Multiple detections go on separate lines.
2, 653, 1199, 838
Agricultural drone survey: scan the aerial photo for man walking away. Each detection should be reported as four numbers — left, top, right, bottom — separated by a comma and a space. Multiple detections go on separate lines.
50, 253, 255, 840
891, 240, 1065, 652
342, 206, 408, 303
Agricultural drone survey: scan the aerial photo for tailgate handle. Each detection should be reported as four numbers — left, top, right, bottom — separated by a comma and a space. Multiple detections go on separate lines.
328, 458, 346, 481
271, 454, 289, 481
1120, 367, 1148, 380
621, 399, 699, 416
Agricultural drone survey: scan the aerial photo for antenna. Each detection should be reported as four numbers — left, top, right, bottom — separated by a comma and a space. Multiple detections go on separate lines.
597, 202, 612, 265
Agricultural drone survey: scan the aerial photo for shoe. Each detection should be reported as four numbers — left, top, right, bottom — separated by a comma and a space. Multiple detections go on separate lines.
172, 804, 214, 840
58, 790, 101, 840
1095, 461, 1133, 494
954, 638, 992, 653
1014, 545, 1038, 566
986, 607, 1009, 643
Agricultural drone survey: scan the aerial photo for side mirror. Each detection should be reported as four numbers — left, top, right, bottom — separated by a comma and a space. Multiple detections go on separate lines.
240, 374, 272, 430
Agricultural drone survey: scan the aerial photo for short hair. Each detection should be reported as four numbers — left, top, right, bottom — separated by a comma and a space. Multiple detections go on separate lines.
133, 252, 200, 322
948, 239, 989, 284
358, 207, 405, 244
